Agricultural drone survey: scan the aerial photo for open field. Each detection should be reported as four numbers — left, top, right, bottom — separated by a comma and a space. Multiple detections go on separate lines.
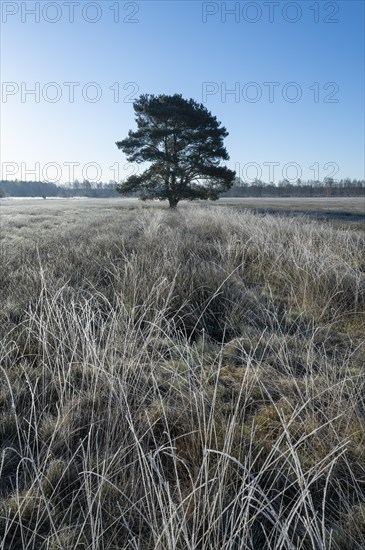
220, 196, 365, 213
219, 197, 365, 217
1, 195, 364, 212
1, 196, 363, 227
0, 202, 364, 549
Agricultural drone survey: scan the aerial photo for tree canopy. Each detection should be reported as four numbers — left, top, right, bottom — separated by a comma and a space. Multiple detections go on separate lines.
115, 94, 235, 207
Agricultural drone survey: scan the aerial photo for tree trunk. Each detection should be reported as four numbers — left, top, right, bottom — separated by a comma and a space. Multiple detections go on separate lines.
168, 197, 178, 208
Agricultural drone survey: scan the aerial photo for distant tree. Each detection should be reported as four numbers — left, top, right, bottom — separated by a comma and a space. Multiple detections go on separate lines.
253, 177, 265, 187
115, 93, 235, 208
324, 177, 334, 186
233, 176, 247, 187
324, 176, 334, 196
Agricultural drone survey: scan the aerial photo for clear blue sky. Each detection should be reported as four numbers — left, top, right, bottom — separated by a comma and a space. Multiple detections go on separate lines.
1, 0, 364, 183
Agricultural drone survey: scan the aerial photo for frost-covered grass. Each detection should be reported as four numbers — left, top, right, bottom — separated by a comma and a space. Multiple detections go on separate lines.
0, 205, 364, 549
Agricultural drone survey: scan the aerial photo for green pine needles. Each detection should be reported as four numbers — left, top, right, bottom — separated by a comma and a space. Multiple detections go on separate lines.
116, 94, 236, 207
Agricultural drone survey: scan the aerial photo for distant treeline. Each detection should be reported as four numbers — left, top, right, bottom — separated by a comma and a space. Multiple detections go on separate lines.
222, 177, 365, 198
0, 177, 364, 198
0, 180, 120, 198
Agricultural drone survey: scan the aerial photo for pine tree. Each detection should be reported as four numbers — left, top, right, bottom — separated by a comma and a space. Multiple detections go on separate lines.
116, 94, 235, 208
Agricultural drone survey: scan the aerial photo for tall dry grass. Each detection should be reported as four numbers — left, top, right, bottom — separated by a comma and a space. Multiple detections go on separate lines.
0, 205, 364, 549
